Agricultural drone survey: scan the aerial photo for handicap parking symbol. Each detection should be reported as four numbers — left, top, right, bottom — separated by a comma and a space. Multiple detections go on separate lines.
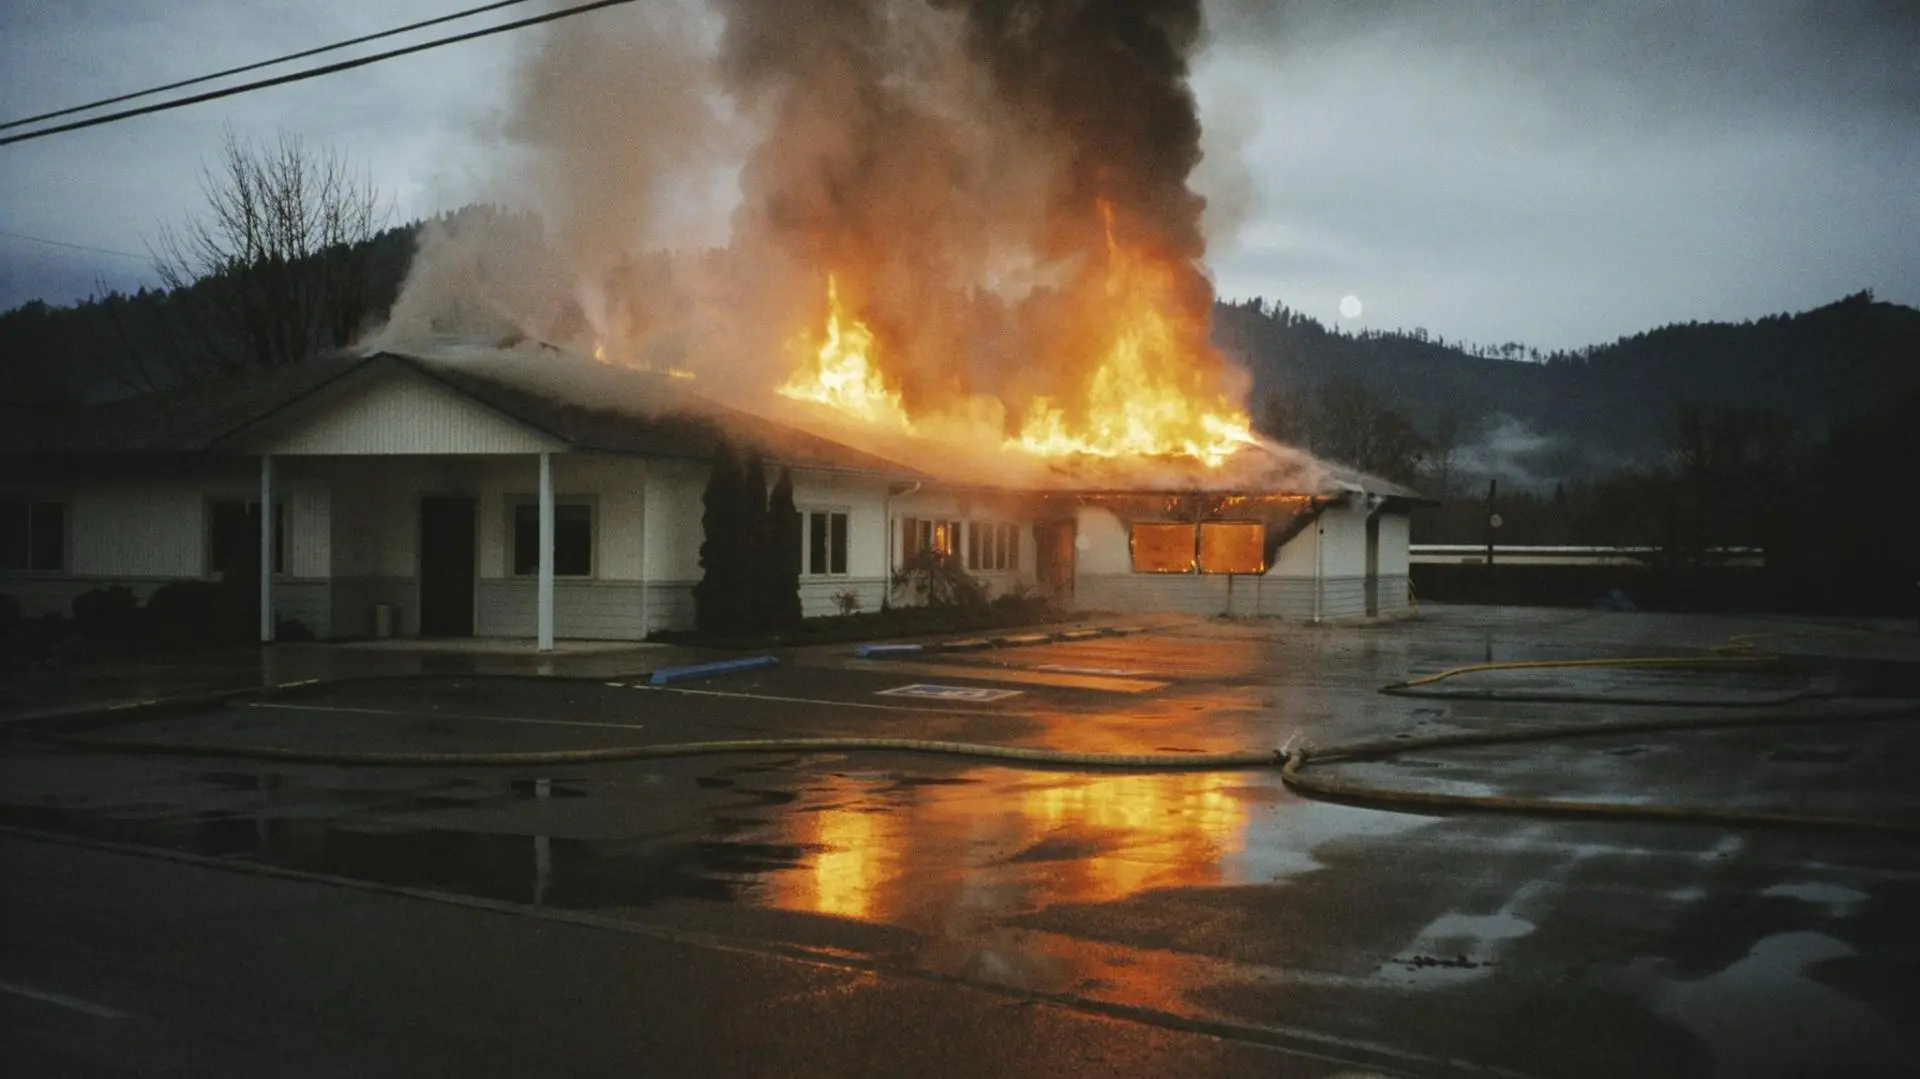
876, 683, 1024, 702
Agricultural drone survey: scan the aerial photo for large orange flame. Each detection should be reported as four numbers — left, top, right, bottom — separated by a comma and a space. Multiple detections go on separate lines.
780, 201, 1253, 467
1011, 200, 1254, 467
777, 275, 912, 429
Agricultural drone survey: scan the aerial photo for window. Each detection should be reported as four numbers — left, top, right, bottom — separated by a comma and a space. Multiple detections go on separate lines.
209, 500, 285, 576
902, 517, 960, 558
1198, 521, 1266, 574
806, 511, 849, 576
0, 499, 65, 572
967, 522, 1019, 572
1130, 522, 1196, 573
512, 502, 593, 576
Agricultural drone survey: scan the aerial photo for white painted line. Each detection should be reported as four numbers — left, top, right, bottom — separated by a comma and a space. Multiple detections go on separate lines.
635, 684, 1015, 715
248, 702, 643, 733
0, 979, 129, 1020
876, 684, 1025, 703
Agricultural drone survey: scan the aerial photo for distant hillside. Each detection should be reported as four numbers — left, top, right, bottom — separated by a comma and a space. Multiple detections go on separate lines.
4, 203, 1915, 476
1213, 291, 1920, 472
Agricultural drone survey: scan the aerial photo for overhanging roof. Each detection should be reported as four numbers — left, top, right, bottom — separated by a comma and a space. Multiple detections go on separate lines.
0, 346, 931, 480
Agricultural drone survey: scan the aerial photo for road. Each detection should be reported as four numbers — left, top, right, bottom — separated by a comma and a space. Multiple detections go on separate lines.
3, 606, 1917, 1077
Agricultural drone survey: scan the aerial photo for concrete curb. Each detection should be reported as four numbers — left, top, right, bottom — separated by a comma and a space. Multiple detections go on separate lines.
647, 656, 779, 686
855, 643, 924, 659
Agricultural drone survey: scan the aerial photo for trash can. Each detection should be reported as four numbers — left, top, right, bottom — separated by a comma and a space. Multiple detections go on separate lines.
371, 603, 396, 639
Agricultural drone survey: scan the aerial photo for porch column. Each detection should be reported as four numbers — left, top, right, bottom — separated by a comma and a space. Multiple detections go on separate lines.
537, 452, 555, 651
259, 454, 275, 643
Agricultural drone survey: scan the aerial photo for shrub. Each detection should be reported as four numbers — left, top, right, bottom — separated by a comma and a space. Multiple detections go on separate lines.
142, 579, 251, 649
890, 549, 989, 611
831, 588, 863, 615
71, 586, 142, 656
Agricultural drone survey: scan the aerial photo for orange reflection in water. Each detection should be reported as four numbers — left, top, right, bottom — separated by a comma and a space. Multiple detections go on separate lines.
769, 769, 1249, 925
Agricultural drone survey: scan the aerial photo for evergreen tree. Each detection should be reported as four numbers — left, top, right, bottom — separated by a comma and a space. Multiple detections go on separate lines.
765, 467, 804, 629
739, 450, 770, 630
694, 440, 747, 634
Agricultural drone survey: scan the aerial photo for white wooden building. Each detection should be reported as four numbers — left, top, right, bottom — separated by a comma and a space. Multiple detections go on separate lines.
2, 345, 1427, 645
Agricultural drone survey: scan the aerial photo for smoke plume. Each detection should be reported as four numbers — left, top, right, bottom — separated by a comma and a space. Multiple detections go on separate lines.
376, 0, 1252, 479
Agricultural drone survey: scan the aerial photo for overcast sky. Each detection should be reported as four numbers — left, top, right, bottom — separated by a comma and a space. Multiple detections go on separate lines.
2, 0, 1915, 349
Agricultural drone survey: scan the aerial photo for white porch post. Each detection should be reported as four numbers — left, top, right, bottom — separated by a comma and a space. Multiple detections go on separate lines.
537, 451, 555, 651
259, 454, 275, 643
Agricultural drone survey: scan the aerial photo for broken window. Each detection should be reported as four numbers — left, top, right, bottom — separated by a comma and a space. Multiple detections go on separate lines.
511, 502, 592, 577
208, 500, 285, 576
0, 499, 65, 572
1198, 521, 1266, 574
807, 510, 849, 576
1130, 522, 1196, 573
967, 522, 1019, 572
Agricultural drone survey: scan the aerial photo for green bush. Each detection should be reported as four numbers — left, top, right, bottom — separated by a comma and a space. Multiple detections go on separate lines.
71, 585, 142, 656
889, 550, 989, 611
142, 580, 251, 649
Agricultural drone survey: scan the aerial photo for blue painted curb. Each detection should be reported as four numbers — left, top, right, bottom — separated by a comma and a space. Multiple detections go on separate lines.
855, 643, 924, 659
648, 656, 779, 685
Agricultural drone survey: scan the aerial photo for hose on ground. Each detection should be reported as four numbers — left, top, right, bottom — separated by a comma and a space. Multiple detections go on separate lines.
41, 731, 1280, 770
36, 634, 1920, 835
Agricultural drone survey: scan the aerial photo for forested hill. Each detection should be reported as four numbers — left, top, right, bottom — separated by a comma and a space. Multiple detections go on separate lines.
1213, 291, 1920, 467
2, 200, 1915, 473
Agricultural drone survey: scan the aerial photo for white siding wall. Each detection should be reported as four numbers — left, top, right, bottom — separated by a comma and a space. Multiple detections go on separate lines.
260, 371, 561, 456
68, 481, 206, 577
792, 471, 889, 617
1065, 497, 1410, 621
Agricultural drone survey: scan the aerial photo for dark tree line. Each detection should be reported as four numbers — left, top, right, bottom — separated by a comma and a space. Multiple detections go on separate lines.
1412, 390, 1920, 616
694, 441, 803, 636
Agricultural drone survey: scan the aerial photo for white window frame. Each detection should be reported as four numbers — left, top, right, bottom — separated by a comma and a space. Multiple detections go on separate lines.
802, 507, 851, 577
966, 520, 1020, 574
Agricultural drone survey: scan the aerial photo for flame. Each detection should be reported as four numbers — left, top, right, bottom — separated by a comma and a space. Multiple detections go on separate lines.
778, 202, 1252, 467
777, 275, 912, 429
1009, 199, 1253, 467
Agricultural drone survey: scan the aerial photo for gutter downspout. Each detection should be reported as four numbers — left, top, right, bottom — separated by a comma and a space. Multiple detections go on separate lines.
1312, 511, 1323, 624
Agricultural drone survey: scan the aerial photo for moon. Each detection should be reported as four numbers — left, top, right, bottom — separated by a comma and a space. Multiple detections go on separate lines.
1338, 294, 1363, 319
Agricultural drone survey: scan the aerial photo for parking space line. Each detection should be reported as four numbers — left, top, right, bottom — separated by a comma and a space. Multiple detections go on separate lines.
840, 660, 1168, 694
0, 979, 129, 1020
635, 684, 1017, 715
248, 702, 645, 733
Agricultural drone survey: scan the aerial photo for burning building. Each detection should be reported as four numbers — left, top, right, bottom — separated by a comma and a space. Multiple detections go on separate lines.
0, 1, 1432, 640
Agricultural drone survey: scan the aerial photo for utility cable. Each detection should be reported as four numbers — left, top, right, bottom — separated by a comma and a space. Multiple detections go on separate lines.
0, 0, 542, 134
0, 0, 639, 148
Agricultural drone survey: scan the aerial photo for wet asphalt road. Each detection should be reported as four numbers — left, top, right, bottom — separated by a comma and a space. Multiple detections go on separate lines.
3, 606, 1919, 1077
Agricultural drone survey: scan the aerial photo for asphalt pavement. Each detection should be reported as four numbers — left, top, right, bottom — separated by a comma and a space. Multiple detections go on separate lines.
3, 605, 1918, 1077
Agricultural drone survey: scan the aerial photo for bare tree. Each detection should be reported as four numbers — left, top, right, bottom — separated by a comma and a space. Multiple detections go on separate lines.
150, 127, 387, 378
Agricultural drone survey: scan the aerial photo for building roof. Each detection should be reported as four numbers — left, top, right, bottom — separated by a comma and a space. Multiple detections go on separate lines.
0, 345, 932, 480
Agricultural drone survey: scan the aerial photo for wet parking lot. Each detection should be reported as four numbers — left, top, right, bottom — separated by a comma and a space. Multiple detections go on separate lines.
4, 606, 1919, 1077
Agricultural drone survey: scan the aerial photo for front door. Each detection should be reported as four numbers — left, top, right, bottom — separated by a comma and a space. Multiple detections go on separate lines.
1034, 520, 1076, 598
419, 497, 476, 636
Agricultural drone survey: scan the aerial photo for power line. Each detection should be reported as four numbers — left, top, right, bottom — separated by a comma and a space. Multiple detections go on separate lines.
0, 0, 542, 134
0, 228, 150, 262
0, 0, 640, 148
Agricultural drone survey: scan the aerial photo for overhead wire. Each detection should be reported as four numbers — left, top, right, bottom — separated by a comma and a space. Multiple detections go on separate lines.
0, 0, 640, 148
0, 0, 542, 134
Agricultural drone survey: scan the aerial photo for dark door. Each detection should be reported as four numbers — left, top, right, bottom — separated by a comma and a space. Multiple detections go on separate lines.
1034, 520, 1076, 598
419, 497, 476, 637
